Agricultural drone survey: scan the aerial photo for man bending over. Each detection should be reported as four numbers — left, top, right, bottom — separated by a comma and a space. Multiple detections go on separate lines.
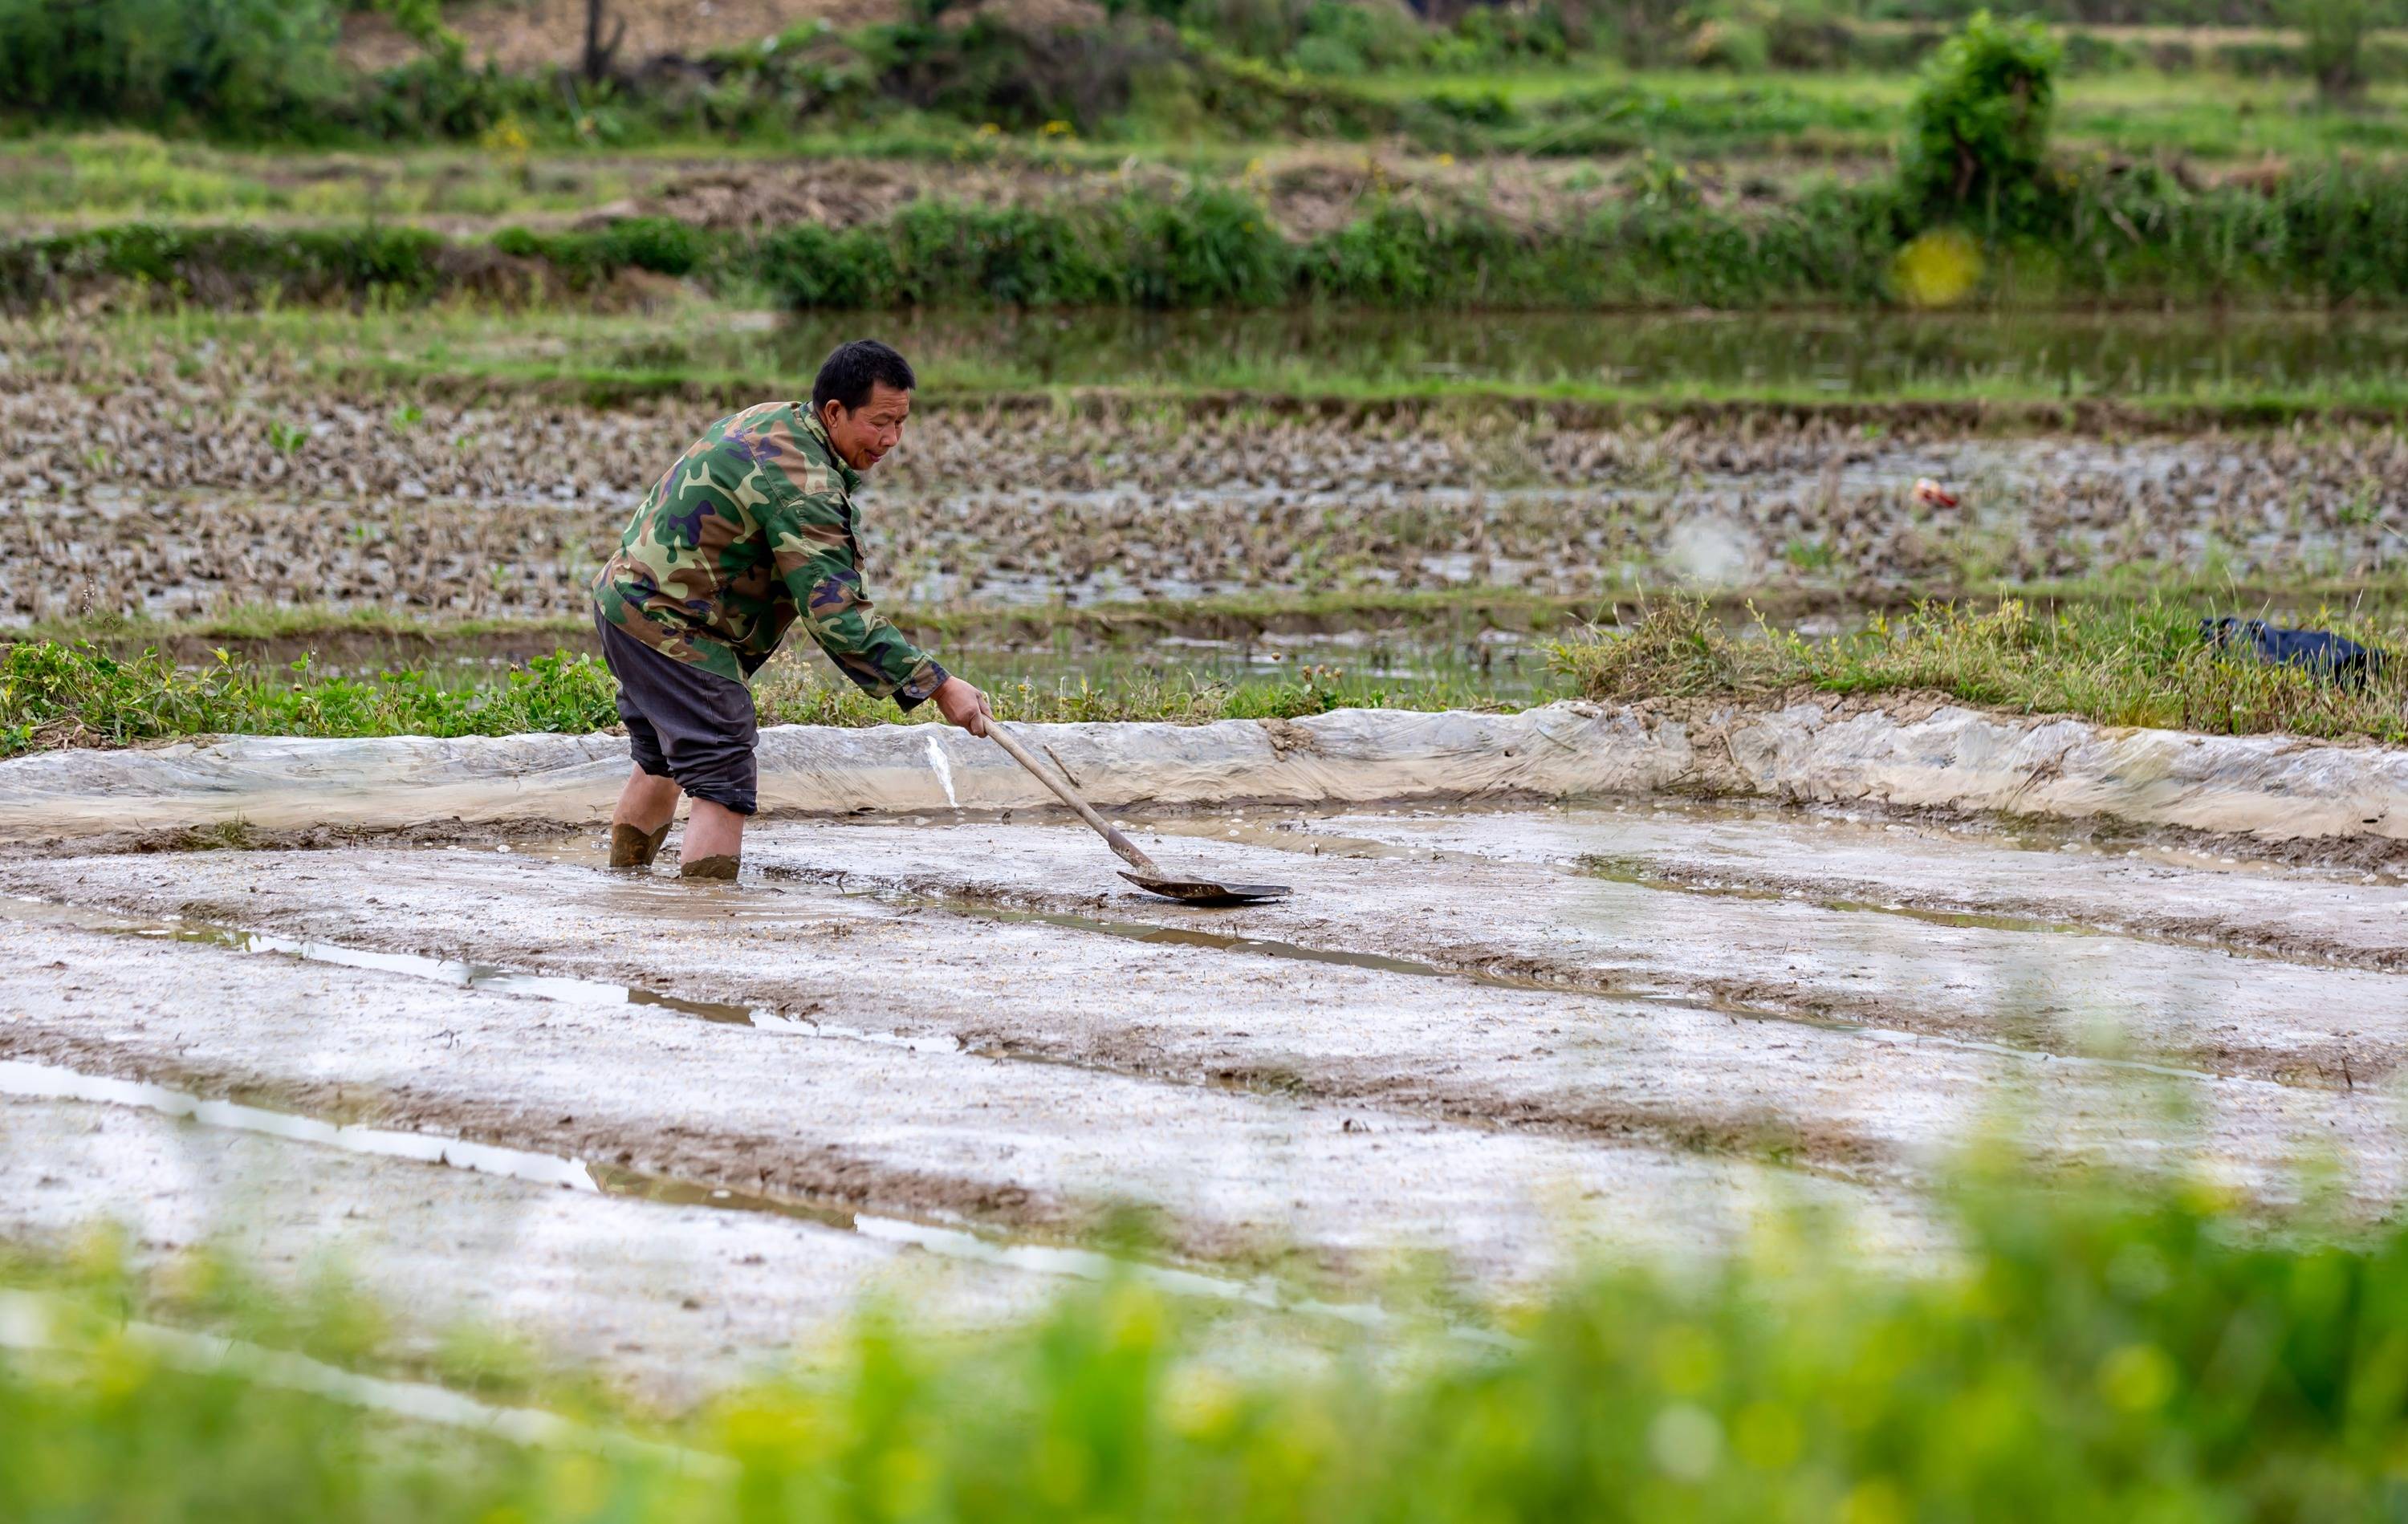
591, 339, 990, 878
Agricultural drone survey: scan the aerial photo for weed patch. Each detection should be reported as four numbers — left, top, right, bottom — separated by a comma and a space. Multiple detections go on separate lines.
1553, 596, 2408, 741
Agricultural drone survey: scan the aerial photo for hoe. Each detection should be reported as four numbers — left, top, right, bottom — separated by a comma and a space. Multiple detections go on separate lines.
986, 725, 1291, 907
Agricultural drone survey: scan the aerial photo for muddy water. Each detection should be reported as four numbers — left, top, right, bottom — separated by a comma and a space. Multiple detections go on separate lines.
706, 813, 2408, 1089
1212, 799, 2408, 969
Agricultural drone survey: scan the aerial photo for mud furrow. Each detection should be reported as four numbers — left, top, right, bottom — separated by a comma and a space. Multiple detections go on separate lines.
0, 1088, 1046, 1405
0, 914, 1861, 1285
723, 819, 2408, 1091
0, 876, 1924, 1181
1, 848, 2399, 1213
1230, 802, 2408, 975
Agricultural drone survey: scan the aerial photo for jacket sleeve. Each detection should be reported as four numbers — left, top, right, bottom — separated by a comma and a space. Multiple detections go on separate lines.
766, 485, 949, 709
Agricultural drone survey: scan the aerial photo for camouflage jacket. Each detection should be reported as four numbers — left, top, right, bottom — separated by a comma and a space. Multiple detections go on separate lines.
592, 403, 947, 705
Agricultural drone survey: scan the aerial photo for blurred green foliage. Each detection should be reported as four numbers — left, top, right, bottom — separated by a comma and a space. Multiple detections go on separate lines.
13, 1166, 2408, 1518
0, 0, 344, 136
1899, 10, 2063, 228
15, 152, 2408, 311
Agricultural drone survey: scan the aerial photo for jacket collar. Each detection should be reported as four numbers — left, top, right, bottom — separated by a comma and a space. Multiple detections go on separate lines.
799, 407, 861, 494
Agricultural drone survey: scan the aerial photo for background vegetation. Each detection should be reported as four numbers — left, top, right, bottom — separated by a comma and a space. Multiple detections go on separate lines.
5, 0, 2408, 310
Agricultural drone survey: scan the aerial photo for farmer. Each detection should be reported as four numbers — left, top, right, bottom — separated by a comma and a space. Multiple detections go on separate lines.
590, 339, 991, 879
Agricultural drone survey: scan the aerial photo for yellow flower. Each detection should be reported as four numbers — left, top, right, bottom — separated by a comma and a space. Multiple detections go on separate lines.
1891, 227, 1983, 309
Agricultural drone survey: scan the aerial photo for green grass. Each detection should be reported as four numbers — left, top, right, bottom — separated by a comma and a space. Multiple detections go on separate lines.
1552, 597, 2408, 743
1347, 63, 2408, 162
25, 152, 2408, 315
35, 303, 2408, 424
14, 592, 2405, 758
0, 638, 1527, 759
0, 644, 627, 756
14, 1160, 2408, 1519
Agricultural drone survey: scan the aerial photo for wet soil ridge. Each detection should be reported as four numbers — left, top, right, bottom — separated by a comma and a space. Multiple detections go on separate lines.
0, 909, 1887, 1283
3, 700, 2404, 851
8, 834, 2402, 1218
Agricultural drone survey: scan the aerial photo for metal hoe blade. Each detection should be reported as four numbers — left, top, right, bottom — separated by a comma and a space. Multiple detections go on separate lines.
983, 724, 1292, 905
1117, 872, 1292, 906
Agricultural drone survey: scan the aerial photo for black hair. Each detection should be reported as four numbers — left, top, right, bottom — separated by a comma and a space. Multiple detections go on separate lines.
812, 339, 916, 415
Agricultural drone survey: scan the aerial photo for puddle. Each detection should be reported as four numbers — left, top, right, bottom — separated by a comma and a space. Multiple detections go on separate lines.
0, 1059, 600, 1192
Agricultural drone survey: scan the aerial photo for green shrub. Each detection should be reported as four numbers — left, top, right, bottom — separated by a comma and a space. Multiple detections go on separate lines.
0, 0, 343, 136
1899, 10, 2062, 230
1287, 0, 1430, 74
888, 201, 1121, 305
492, 218, 714, 283
755, 222, 892, 307
2296, 0, 2375, 101
0, 224, 446, 307
1125, 188, 1296, 306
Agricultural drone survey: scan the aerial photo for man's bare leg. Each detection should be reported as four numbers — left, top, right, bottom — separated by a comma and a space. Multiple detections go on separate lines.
608, 766, 680, 868
679, 799, 745, 880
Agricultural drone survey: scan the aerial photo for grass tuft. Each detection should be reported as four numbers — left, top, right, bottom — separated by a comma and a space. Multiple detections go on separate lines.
0, 643, 622, 758
1552, 596, 2408, 741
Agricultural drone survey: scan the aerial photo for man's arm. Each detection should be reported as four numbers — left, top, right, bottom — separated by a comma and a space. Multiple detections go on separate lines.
767, 487, 987, 731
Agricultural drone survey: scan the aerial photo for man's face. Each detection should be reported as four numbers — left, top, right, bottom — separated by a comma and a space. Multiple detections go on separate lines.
820, 382, 911, 472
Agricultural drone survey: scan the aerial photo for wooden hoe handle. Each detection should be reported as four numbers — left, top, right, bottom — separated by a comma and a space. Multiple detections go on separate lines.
985, 725, 1164, 879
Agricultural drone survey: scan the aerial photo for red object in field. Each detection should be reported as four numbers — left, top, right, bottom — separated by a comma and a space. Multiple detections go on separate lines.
1913, 478, 1959, 508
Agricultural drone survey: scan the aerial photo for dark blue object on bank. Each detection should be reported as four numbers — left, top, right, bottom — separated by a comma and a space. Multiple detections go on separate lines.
2200, 617, 2389, 689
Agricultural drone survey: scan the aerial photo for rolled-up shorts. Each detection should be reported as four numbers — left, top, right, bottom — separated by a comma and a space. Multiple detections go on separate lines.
593, 610, 759, 815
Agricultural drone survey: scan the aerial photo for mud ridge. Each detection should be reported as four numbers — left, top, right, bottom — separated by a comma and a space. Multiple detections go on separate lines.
780, 864, 2379, 1094
6, 884, 1910, 1181
1584, 856, 2408, 977
6, 700, 2408, 852
0, 1026, 1080, 1242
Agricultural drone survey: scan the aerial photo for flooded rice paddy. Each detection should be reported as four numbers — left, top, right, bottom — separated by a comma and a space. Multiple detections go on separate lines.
5, 790, 2406, 1397
7, 316, 2408, 632
6, 306, 2408, 1400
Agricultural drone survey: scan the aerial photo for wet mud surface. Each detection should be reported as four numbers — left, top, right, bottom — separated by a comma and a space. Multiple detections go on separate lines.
691, 812, 2408, 1091
0, 1088, 1045, 1405
6, 793, 2404, 1396
0, 904, 1867, 1290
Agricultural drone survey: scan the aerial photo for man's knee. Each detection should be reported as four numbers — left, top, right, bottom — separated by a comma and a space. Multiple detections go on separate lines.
664, 742, 758, 817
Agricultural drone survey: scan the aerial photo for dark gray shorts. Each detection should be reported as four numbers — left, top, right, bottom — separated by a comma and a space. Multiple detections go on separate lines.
593, 611, 759, 815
